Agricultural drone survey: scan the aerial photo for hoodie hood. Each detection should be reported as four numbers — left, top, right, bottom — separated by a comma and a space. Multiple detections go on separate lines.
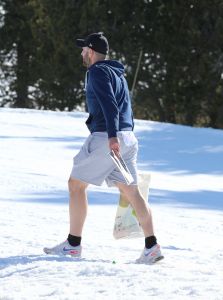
89, 60, 124, 77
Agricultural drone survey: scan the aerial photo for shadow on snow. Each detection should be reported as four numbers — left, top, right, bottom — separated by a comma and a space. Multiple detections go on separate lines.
135, 124, 223, 174
2, 188, 222, 211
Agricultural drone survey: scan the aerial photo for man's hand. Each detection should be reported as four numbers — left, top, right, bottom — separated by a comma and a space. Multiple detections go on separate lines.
109, 137, 120, 157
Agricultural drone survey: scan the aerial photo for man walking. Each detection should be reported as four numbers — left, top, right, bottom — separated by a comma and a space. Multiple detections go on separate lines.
43, 33, 164, 264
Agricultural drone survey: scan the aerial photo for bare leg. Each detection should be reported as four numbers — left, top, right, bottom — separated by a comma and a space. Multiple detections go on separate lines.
119, 191, 130, 207
68, 177, 88, 236
116, 182, 154, 237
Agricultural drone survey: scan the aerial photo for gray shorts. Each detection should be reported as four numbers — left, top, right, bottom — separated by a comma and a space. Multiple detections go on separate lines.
70, 131, 138, 186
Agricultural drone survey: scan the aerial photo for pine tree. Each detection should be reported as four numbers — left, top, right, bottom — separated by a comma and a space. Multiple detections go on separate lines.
0, 0, 35, 107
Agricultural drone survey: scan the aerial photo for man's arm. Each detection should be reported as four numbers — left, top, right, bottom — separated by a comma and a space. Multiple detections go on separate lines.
90, 67, 120, 155
90, 67, 119, 137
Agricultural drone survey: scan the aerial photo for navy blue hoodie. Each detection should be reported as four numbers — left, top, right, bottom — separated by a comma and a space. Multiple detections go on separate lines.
85, 60, 134, 138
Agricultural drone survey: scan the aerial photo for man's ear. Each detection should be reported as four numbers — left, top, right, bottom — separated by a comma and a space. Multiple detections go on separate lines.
89, 48, 94, 57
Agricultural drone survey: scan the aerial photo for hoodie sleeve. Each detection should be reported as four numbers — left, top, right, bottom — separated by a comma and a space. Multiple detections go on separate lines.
89, 66, 119, 138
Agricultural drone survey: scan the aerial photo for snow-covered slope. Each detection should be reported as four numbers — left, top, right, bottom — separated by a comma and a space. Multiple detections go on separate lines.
0, 108, 223, 300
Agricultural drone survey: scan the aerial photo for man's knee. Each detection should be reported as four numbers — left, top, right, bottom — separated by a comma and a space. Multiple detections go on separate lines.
116, 182, 140, 198
68, 177, 87, 193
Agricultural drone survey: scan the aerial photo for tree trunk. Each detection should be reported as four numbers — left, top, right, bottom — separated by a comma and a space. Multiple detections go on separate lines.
216, 105, 223, 129
13, 41, 29, 108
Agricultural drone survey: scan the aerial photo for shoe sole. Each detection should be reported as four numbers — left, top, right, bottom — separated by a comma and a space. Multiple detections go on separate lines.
136, 254, 164, 264
153, 255, 164, 263
43, 248, 81, 257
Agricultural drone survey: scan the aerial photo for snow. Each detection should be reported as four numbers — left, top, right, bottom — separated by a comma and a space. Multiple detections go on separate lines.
0, 108, 223, 300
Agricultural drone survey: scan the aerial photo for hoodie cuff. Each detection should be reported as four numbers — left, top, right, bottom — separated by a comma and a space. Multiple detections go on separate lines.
108, 131, 117, 138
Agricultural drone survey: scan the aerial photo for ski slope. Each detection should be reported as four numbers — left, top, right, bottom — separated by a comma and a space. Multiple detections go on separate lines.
0, 108, 223, 300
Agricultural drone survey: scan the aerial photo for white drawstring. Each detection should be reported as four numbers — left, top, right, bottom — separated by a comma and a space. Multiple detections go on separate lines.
84, 70, 89, 92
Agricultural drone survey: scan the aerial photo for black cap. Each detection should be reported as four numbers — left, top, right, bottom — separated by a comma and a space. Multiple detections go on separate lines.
76, 33, 109, 55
